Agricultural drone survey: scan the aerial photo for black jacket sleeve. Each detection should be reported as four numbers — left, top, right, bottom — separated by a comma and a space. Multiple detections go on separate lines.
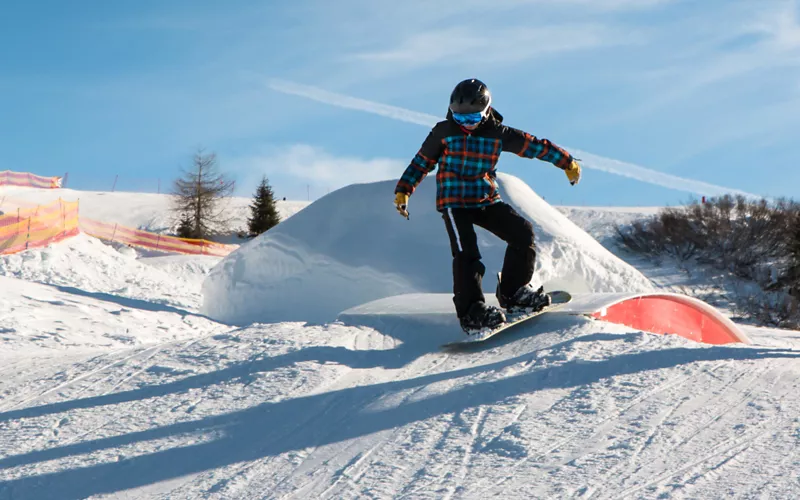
395, 123, 446, 194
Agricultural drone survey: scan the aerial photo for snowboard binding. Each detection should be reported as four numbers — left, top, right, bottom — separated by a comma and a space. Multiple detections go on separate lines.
459, 301, 506, 335
496, 273, 552, 316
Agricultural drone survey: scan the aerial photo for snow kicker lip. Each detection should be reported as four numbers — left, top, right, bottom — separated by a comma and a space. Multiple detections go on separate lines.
556, 293, 750, 345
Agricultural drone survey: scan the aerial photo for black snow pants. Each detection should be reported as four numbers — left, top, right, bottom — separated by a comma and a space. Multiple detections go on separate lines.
441, 202, 536, 318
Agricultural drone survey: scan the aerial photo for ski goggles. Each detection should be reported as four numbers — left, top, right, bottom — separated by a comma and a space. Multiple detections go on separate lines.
451, 111, 486, 127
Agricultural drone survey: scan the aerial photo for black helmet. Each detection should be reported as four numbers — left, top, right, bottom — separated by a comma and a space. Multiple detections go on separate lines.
449, 79, 492, 114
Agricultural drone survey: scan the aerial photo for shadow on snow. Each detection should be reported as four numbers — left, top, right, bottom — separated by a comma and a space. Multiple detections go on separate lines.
0, 323, 796, 499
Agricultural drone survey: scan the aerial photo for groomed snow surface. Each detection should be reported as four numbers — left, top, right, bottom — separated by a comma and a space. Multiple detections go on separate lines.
1, 177, 800, 499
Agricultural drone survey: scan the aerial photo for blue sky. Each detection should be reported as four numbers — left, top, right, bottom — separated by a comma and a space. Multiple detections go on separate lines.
2, 0, 799, 206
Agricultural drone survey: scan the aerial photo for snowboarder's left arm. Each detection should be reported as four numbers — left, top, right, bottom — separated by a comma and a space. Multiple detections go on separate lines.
500, 126, 573, 170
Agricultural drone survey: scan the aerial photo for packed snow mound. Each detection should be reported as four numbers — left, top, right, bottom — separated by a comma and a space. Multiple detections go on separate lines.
203, 173, 653, 325
0, 233, 218, 310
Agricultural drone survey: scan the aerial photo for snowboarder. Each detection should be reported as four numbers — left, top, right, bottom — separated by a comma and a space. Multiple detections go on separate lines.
393, 78, 582, 334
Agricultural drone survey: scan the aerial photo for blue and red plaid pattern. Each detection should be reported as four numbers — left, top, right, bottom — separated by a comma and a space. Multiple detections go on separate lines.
516, 133, 572, 168
395, 114, 573, 211
436, 136, 502, 210
396, 136, 503, 211
396, 152, 436, 195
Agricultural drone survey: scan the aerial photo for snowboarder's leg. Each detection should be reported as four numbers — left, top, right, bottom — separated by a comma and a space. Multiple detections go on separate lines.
442, 208, 505, 332
474, 203, 536, 297
475, 203, 550, 313
442, 208, 484, 317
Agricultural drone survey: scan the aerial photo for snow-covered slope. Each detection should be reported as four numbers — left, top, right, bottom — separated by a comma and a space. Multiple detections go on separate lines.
0, 186, 309, 237
1, 298, 798, 499
0, 274, 226, 352
1, 233, 214, 311
558, 206, 662, 246
1, 183, 799, 499
202, 174, 654, 325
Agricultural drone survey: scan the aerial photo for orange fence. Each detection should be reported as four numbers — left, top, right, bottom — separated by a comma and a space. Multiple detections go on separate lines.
0, 195, 237, 257
79, 219, 236, 257
0, 199, 80, 255
0, 170, 62, 189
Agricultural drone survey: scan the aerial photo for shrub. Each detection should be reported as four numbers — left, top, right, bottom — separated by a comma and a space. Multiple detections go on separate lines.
616, 195, 800, 328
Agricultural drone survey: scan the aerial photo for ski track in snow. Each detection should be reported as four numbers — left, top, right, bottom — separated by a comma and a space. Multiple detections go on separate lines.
1, 186, 800, 499
2, 294, 799, 499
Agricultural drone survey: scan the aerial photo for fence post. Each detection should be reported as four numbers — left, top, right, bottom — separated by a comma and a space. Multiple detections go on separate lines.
25, 216, 32, 249
63, 172, 69, 188
156, 233, 161, 250
111, 223, 118, 243
112, 174, 118, 192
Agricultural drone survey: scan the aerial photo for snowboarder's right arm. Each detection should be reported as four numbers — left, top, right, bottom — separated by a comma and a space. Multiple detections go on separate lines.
395, 125, 445, 196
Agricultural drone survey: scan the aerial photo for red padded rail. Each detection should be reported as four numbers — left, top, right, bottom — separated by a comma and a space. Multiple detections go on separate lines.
591, 295, 744, 345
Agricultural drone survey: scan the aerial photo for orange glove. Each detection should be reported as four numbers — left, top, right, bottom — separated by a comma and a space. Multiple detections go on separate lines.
565, 159, 581, 186
394, 192, 409, 219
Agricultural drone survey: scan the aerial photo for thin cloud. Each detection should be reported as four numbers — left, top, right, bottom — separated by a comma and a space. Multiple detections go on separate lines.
263, 145, 402, 185
611, 1, 800, 122
230, 144, 403, 195
268, 79, 762, 199
753, 0, 800, 51
353, 25, 634, 69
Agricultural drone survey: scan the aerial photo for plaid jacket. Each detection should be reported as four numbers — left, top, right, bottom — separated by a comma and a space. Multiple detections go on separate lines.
395, 108, 573, 211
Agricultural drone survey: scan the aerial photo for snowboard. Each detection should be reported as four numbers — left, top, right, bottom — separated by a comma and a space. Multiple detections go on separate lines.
442, 290, 572, 349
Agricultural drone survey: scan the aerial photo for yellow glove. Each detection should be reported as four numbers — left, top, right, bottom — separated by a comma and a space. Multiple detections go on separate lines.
565, 159, 581, 186
394, 192, 409, 219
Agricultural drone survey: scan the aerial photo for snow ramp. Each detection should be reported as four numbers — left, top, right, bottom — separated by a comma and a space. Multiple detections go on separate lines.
340, 292, 749, 345
203, 174, 653, 325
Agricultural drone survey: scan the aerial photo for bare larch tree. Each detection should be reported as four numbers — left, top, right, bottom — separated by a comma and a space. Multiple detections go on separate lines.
172, 149, 235, 240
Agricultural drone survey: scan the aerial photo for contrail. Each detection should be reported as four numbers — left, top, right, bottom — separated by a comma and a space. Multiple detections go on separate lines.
269, 79, 438, 127
269, 78, 761, 199
567, 149, 760, 199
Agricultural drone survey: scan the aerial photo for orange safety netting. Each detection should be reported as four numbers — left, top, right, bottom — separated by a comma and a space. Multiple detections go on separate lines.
0, 193, 237, 257
0, 199, 80, 255
0, 170, 62, 189
79, 219, 236, 257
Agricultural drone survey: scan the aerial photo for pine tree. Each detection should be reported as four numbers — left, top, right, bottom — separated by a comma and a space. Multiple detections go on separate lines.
247, 176, 281, 237
176, 212, 197, 239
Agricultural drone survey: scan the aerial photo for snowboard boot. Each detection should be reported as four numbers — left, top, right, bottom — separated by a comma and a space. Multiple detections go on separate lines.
459, 301, 506, 335
497, 278, 552, 315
